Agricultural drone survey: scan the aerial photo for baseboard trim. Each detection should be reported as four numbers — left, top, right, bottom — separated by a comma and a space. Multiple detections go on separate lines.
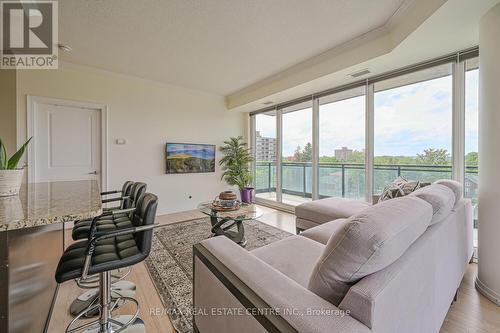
475, 275, 500, 306
253, 198, 295, 214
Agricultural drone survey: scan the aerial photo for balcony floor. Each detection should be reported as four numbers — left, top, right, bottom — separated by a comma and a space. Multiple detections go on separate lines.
256, 191, 311, 206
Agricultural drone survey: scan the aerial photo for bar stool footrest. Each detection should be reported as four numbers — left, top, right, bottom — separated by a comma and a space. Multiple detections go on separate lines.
70, 280, 136, 317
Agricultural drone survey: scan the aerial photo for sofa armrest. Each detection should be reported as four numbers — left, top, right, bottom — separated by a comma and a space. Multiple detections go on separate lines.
295, 197, 371, 230
193, 236, 370, 333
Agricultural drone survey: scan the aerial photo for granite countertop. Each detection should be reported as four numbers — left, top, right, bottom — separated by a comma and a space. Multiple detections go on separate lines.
0, 180, 102, 232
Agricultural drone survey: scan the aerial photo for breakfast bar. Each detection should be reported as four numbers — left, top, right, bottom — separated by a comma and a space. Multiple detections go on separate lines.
0, 180, 102, 333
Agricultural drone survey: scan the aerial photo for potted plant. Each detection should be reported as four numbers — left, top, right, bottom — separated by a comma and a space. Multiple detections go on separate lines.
219, 136, 254, 203
0, 137, 32, 197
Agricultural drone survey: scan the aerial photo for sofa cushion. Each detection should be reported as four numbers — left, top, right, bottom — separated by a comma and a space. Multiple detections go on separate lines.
434, 179, 462, 204
251, 235, 324, 287
308, 196, 433, 306
410, 183, 455, 225
295, 197, 370, 225
300, 218, 350, 245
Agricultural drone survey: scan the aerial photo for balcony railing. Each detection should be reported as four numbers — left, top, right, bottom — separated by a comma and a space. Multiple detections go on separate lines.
255, 161, 479, 201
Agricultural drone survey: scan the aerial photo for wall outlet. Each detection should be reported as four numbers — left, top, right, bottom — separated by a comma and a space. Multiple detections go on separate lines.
115, 138, 127, 145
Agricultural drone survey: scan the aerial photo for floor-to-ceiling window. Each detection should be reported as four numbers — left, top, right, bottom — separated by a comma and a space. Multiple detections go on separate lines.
280, 100, 313, 205
318, 87, 365, 200
250, 49, 478, 216
373, 64, 453, 194
465, 57, 479, 248
254, 110, 277, 201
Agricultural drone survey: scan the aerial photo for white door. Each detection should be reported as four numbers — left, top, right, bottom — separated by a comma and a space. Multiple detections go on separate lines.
32, 102, 102, 185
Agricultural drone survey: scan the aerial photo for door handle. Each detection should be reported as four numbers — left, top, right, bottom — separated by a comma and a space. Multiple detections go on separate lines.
88, 171, 98, 175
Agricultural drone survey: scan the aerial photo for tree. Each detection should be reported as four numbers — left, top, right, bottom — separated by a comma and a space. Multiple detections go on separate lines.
465, 152, 478, 166
319, 156, 339, 163
302, 143, 313, 162
374, 155, 416, 165
291, 143, 313, 162
293, 145, 302, 162
416, 148, 450, 165
346, 150, 365, 163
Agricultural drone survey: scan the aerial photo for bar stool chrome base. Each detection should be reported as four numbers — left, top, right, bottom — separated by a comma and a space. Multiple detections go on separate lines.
81, 316, 145, 333
66, 272, 144, 333
70, 280, 136, 317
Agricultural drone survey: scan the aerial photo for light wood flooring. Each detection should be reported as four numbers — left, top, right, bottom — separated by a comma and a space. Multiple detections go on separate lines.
48, 206, 499, 333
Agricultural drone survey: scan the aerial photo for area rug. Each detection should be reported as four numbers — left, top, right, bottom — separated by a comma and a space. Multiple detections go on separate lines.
144, 217, 292, 333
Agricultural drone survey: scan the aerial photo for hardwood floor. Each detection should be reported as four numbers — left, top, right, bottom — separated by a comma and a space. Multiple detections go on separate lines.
441, 264, 500, 333
48, 206, 499, 333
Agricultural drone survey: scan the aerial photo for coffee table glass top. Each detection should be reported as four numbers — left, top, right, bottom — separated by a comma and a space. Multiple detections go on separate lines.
198, 202, 263, 221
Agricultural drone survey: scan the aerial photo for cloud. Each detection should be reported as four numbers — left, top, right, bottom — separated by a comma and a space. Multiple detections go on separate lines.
319, 96, 365, 155
465, 69, 479, 154
255, 113, 277, 139
282, 108, 312, 156
374, 76, 453, 156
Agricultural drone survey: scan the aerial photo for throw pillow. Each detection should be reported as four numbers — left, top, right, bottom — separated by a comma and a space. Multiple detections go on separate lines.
378, 176, 430, 203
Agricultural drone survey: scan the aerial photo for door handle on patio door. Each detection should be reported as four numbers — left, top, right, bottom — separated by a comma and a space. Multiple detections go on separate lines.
88, 171, 98, 175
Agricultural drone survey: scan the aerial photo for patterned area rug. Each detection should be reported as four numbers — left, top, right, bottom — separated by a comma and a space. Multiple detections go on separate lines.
145, 217, 292, 333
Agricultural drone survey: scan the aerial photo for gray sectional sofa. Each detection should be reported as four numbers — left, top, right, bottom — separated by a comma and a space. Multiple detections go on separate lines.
193, 180, 473, 333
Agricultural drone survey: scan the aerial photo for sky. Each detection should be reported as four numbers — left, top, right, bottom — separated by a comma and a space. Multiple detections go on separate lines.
255, 70, 479, 158
465, 69, 479, 154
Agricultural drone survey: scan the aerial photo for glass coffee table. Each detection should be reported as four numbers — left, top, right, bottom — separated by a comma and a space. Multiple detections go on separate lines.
198, 202, 263, 247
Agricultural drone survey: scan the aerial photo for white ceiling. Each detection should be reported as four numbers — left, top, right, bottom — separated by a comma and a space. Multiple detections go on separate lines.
227, 0, 500, 112
59, 0, 409, 95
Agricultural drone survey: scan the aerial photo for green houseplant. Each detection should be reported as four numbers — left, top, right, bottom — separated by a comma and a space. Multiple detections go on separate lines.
0, 137, 32, 196
219, 136, 254, 203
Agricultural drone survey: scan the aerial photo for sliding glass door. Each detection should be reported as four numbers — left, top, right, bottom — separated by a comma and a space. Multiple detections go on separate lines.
254, 110, 277, 202
318, 87, 365, 200
280, 100, 313, 205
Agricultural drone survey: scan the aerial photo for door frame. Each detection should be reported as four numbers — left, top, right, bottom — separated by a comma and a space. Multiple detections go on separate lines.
26, 96, 108, 190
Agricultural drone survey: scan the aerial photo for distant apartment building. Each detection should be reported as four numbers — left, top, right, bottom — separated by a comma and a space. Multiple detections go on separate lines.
255, 131, 276, 161
334, 147, 353, 161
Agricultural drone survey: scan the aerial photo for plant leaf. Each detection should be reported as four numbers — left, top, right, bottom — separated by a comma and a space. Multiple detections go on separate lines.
218, 136, 252, 189
0, 138, 7, 170
7, 137, 32, 169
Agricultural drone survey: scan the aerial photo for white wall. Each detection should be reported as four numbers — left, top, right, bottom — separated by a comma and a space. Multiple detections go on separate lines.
0, 70, 17, 154
16, 64, 246, 215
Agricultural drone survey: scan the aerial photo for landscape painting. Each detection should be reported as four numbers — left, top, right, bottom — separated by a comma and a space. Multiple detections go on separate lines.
166, 143, 216, 174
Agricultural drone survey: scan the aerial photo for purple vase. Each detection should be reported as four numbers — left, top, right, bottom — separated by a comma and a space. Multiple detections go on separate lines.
240, 187, 254, 204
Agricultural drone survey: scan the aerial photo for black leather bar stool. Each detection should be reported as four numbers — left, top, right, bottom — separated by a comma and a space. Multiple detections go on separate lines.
69, 182, 147, 316
101, 181, 134, 213
55, 193, 158, 333
72, 182, 147, 241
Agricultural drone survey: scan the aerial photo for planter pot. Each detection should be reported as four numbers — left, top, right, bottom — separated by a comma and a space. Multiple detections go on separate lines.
240, 187, 254, 204
0, 195, 24, 220
0, 169, 25, 197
